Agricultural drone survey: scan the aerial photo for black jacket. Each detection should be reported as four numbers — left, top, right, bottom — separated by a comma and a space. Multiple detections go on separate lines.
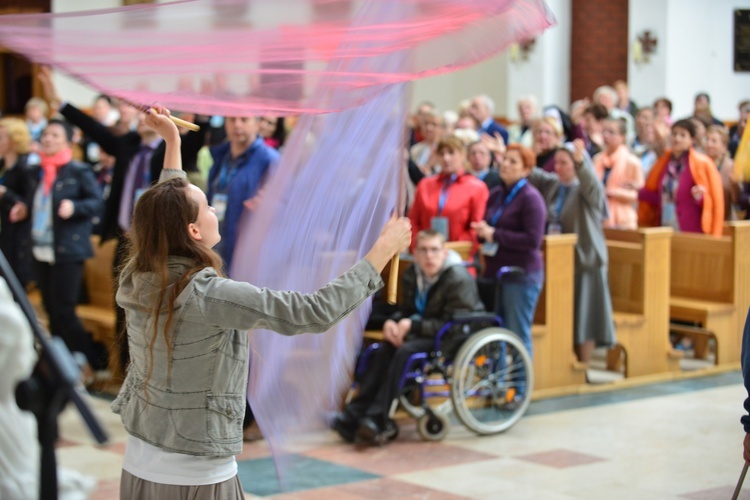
0, 154, 35, 283
60, 104, 208, 242
395, 263, 484, 340
29, 161, 103, 263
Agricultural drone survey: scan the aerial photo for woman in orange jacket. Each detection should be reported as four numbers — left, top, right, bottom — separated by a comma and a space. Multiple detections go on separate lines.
638, 119, 724, 236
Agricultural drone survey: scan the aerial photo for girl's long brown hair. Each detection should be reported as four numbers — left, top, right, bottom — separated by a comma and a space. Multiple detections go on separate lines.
125, 177, 224, 386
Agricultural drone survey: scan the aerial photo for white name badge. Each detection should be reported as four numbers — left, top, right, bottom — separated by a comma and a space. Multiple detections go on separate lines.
547, 222, 562, 235
430, 216, 449, 239
213, 193, 228, 222
481, 242, 499, 257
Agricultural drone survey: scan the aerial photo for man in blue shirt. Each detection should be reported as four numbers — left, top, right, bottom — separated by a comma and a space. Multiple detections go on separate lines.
207, 116, 280, 272
469, 94, 509, 145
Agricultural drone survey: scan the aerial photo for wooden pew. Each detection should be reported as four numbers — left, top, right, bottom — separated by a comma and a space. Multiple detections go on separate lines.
668, 221, 750, 365
532, 234, 587, 393
76, 236, 120, 379
604, 227, 681, 377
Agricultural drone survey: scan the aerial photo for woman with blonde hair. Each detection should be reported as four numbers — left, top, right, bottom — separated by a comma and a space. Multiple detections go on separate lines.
705, 124, 738, 220
0, 118, 35, 286
531, 117, 563, 172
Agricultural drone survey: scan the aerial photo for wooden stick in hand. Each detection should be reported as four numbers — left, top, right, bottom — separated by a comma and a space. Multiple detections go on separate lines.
387, 254, 399, 305
152, 111, 200, 132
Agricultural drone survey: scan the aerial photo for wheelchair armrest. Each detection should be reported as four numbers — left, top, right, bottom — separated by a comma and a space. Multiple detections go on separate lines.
434, 312, 503, 351
451, 311, 499, 323
498, 266, 525, 278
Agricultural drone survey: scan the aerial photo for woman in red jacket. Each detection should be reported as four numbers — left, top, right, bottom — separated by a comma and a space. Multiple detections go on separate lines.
408, 136, 489, 259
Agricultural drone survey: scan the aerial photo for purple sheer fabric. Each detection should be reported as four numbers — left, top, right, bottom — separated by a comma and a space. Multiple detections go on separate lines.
0, 0, 554, 115
0, 0, 554, 486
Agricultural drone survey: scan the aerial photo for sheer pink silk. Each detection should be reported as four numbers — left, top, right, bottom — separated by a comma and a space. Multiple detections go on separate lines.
0, 0, 553, 115
0, 0, 554, 487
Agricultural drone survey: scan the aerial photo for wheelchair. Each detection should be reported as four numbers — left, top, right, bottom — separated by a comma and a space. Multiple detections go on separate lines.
349, 269, 533, 441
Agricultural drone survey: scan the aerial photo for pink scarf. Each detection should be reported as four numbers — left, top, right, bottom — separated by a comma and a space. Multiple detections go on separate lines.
39, 148, 73, 196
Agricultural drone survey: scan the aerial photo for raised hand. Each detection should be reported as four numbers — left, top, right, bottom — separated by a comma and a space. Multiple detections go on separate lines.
38, 66, 62, 110
572, 138, 585, 164
144, 105, 179, 142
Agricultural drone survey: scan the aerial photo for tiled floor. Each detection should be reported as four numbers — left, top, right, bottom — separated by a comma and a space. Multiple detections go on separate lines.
53, 371, 748, 499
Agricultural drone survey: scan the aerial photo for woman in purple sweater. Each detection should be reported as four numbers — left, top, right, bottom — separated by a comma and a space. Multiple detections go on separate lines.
472, 144, 547, 358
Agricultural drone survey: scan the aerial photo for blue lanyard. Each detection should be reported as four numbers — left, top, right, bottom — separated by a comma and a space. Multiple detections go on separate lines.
489, 178, 527, 226
415, 286, 430, 314
437, 174, 457, 215
217, 157, 239, 192
554, 185, 569, 221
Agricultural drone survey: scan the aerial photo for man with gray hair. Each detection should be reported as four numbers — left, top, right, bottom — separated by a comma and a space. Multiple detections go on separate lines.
469, 94, 509, 144
593, 84, 635, 145
509, 94, 539, 148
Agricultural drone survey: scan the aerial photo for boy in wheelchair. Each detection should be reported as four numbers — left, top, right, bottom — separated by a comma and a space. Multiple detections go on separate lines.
332, 229, 484, 445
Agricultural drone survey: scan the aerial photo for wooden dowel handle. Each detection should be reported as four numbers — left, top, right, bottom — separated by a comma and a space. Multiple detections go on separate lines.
732, 462, 748, 500
387, 254, 399, 305
168, 115, 200, 132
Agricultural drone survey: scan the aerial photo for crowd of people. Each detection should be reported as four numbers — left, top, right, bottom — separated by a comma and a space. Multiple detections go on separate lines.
340, 85, 749, 445
0, 71, 747, 449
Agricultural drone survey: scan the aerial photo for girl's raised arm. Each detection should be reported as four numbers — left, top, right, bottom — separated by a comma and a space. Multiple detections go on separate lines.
144, 106, 182, 171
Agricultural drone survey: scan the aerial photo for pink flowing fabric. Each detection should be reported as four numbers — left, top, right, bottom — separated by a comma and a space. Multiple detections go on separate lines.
0, 0, 554, 488
0, 0, 553, 115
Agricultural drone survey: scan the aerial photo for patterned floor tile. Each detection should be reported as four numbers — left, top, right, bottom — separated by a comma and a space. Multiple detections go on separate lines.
237, 440, 273, 461
55, 438, 81, 449
514, 449, 606, 469
269, 477, 468, 499
98, 440, 127, 455
237, 454, 379, 497
303, 439, 497, 476
51, 372, 744, 499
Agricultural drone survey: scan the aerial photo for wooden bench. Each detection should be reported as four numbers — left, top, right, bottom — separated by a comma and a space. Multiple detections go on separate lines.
76, 236, 120, 379
604, 227, 682, 377
532, 234, 587, 393
668, 221, 750, 365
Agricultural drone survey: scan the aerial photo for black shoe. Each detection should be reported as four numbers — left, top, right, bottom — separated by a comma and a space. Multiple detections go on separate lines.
331, 413, 358, 443
382, 418, 399, 442
355, 417, 381, 444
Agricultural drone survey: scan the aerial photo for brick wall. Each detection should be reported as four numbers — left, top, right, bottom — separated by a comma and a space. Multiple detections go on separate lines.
570, 0, 629, 102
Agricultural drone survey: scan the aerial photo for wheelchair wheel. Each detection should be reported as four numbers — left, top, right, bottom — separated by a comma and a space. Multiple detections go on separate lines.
450, 327, 533, 435
417, 411, 450, 441
398, 387, 425, 418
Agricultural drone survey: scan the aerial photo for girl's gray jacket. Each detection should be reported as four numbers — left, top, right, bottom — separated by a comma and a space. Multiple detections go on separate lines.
112, 170, 383, 457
